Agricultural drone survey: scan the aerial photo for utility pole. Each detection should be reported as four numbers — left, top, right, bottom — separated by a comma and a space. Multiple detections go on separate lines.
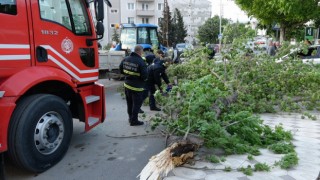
163, 0, 169, 47
219, 0, 222, 53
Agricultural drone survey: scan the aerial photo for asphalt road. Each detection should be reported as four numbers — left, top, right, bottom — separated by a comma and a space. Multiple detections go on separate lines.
4, 79, 165, 180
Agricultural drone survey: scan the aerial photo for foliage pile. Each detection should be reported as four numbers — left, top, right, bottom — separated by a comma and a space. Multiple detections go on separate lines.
152, 41, 320, 169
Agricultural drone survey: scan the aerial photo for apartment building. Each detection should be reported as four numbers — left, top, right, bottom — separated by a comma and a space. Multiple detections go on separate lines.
101, 0, 211, 47
168, 0, 211, 44
120, 0, 165, 25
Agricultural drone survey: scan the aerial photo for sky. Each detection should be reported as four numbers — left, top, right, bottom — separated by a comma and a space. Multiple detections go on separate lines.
210, 0, 250, 23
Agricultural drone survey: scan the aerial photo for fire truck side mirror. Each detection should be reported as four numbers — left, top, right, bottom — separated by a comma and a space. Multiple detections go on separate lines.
95, 0, 104, 21
86, 21, 104, 46
96, 21, 104, 36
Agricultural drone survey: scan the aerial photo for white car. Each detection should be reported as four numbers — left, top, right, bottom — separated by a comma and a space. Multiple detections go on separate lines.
254, 37, 268, 50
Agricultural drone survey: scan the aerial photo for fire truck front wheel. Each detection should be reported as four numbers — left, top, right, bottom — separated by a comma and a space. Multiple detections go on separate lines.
8, 94, 73, 173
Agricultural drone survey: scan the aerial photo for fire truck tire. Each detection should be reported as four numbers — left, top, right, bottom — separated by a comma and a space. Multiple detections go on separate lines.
7, 94, 73, 173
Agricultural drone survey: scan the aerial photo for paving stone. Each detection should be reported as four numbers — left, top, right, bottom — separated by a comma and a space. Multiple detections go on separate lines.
247, 159, 259, 164
164, 176, 191, 180
183, 161, 215, 170
259, 149, 279, 156
172, 167, 207, 180
290, 125, 301, 129
247, 172, 283, 180
297, 154, 320, 163
205, 172, 244, 180
254, 154, 283, 165
214, 163, 230, 170
237, 177, 250, 180
280, 175, 296, 180
294, 136, 319, 142
268, 167, 288, 177
288, 170, 319, 180
295, 132, 320, 139
221, 158, 247, 169
226, 154, 248, 161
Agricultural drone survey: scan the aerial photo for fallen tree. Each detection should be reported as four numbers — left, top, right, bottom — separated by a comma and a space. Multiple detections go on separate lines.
145, 41, 320, 177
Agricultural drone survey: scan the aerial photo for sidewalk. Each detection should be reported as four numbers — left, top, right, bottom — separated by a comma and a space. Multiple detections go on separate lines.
164, 113, 320, 180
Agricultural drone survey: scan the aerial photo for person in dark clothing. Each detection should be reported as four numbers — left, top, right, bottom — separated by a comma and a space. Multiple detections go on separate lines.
142, 50, 171, 111
119, 45, 148, 126
209, 46, 215, 59
172, 44, 180, 64
138, 53, 156, 114
145, 54, 156, 66
139, 53, 157, 113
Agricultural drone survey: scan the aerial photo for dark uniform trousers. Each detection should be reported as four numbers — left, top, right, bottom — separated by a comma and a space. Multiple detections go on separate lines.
125, 88, 144, 123
142, 83, 157, 108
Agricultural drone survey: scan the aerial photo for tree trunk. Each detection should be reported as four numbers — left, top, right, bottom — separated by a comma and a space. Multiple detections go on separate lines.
280, 25, 286, 43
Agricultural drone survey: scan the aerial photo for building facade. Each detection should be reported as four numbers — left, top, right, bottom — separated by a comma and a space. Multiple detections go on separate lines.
168, 0, 211, 44
101, 0, 211, 47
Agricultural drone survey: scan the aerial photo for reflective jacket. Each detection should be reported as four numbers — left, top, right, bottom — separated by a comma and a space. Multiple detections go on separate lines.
119, 52, 148, 91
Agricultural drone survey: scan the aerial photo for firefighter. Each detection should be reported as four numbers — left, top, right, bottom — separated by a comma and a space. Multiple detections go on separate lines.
143, 50, 171, 111
139, 53, 157, 113
119, 45, 148, 126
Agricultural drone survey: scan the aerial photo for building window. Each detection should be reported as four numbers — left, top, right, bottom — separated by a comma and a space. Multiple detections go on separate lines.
142, 18, 149, 24
128, 3, 135, 10
128, 17, 134, 23
0, 0, 17, 15
158, 17, 163, 24
110, 9, 118, 13
158, 3, 163, 11
142, 3, 149, 11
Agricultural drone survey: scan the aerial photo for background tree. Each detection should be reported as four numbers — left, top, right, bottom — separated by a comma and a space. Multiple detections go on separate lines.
197, 15, 229, 44
235, 0, 320, 42
286, 26, 305, 42
222, 22, 255, 44
172, 8, 187, 44
159, 5, 174, 46
111, 28, 120, 44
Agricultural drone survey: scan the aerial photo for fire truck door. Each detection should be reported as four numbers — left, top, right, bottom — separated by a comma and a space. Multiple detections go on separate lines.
0, 0, 31, 69
31, 0, 98, 83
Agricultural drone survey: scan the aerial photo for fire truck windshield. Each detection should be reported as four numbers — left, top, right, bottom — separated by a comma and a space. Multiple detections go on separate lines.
39, 0, 91, 35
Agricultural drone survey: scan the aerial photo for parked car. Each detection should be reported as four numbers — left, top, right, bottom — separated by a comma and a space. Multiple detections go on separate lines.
254, 37, 268, 50
176, 43, 193, 53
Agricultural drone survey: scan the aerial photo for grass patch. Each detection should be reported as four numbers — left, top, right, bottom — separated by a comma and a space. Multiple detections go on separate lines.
207, 155, 220, 163
247, 154, 254, 161
238, 166, 253, 176
275, 153, 299, 169
254, 163, 270, 172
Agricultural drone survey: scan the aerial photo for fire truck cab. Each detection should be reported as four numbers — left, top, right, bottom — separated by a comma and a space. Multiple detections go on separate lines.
0, 0, 110, 173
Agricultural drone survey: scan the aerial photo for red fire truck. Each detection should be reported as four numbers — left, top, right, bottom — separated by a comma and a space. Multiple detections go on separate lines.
0, 0, 111, 174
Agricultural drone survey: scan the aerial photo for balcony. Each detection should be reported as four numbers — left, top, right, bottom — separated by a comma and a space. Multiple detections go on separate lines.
136, 10, 155, 17
136, 0, 154, 2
